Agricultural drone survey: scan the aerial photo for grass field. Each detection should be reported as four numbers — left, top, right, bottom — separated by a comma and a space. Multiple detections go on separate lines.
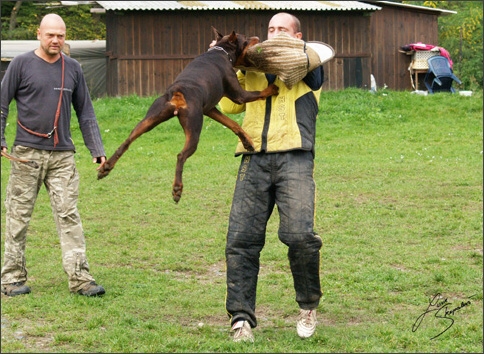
1, 88, 482, 353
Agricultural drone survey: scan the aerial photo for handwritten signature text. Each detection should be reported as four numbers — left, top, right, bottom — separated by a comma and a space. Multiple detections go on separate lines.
412, 293, 475, 340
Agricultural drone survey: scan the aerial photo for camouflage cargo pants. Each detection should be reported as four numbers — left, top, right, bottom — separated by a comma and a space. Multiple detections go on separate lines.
1, 145, 96, 293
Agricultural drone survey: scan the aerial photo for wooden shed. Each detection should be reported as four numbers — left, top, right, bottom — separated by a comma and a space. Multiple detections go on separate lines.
92, 1, 455, 97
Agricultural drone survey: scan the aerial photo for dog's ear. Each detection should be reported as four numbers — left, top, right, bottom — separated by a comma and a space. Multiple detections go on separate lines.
228, 30, 237, 43
211, 26, 224, 42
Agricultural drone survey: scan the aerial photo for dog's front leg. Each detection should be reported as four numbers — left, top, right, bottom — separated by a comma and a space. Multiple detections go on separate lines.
226, 83, 279, 105
205, 108, 254, 151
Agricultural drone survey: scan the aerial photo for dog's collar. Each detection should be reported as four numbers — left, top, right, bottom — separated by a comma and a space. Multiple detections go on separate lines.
208, 46, 232, 63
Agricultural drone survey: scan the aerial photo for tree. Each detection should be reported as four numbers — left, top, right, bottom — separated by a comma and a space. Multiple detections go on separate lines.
9, 1, 22, 31
1, 1, 106, 40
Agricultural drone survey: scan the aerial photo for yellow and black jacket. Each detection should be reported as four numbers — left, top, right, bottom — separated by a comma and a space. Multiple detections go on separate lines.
219, 68, 323, 156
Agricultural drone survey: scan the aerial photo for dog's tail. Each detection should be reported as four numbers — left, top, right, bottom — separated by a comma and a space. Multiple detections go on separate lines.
170, 91, 187, 116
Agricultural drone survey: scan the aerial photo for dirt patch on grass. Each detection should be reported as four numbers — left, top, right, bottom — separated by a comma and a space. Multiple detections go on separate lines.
1, 311, 54, 353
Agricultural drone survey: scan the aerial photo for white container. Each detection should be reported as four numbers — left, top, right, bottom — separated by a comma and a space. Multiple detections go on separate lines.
411, 90, 428, 96
459, 91, 473, 96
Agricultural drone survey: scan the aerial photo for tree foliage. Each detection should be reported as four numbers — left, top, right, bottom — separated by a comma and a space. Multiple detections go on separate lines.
1, 1, 105, 40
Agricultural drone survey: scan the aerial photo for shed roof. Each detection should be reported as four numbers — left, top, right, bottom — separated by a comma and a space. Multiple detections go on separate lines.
93, 1, 382, 12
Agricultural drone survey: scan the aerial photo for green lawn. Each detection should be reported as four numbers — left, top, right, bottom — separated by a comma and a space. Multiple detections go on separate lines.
1, 88, 482, 353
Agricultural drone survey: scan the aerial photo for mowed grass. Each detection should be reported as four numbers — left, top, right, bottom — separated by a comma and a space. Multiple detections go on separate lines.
1, 88, 482, 353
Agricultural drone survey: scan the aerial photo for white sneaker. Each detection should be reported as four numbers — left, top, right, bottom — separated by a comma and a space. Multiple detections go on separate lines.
296, 309, 317, 338
231, 320, 254, 342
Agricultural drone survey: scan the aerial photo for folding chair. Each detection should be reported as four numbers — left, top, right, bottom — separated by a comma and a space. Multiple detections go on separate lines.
424, 56, 461, 93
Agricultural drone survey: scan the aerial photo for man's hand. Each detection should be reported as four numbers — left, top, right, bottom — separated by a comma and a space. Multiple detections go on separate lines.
93, 156, 106, 171
1, 146, 8, 160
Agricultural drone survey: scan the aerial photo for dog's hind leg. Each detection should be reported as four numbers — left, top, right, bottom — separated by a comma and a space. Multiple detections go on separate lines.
172, 107, 204, 203
97, 95, 176, 180
204, 107, 255, 151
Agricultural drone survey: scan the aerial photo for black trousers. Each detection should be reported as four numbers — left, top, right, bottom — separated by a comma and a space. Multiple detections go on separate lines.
225, 151, 323, 328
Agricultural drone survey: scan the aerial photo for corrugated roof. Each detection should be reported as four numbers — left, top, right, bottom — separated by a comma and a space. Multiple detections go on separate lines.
93, 1, 381, 11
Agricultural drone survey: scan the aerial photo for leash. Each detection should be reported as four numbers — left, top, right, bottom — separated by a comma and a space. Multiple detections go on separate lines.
17, 52, 65, 148
1, 150, 39, 169
208, 46, 232, 63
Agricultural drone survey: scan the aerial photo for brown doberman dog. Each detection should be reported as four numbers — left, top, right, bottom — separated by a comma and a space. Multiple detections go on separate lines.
97, 27, 279, 202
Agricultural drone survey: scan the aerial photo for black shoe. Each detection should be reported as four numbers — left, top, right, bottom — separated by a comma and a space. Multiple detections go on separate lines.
1, 282, 31, 297
77, 281, 105, 297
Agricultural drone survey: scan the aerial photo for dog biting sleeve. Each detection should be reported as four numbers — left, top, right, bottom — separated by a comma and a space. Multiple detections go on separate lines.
237, 32, 334, 89
240, 33, 308, 89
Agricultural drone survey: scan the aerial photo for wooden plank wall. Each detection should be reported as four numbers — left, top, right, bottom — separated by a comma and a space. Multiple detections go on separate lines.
105, 7, 438, 97
106, 10, 280, 97
298, 11, 372, 91
369, 6, 438, 90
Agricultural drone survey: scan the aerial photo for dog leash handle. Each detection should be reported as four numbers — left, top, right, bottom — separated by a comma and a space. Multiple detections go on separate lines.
1, 150, 39, 169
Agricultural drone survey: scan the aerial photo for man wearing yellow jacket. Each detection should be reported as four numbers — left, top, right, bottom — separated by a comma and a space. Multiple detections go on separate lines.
219, 12, 324, 343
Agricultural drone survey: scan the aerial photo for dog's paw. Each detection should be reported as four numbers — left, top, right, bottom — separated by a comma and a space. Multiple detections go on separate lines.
242, 141, 255, 152
238, 132, 255, 152
97, 163, 112, 180
267, 83, 279, 96
172, 184, 183, 203
97, 170, 109, 180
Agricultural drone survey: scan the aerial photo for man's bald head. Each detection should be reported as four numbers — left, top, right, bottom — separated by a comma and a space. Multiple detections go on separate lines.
39, 13, 66, 30
36, 14, 66, 61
